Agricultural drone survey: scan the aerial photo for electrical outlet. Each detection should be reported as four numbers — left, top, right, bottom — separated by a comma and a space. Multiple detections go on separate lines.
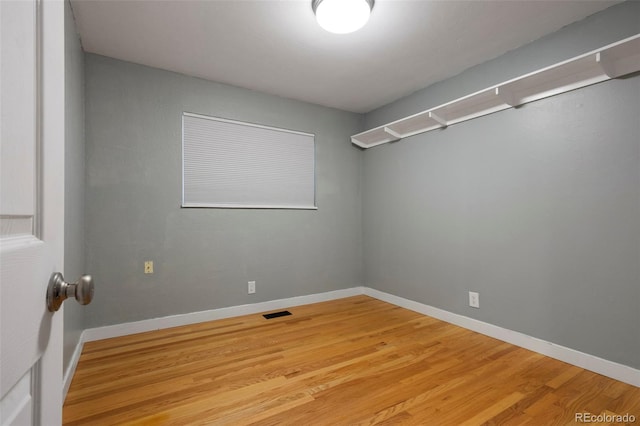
469, 291, 479, 308
248, 281, 256, 294
144, 261, 154, 274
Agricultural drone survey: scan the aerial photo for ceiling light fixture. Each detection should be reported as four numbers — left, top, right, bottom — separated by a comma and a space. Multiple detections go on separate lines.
312, 0, 374, 35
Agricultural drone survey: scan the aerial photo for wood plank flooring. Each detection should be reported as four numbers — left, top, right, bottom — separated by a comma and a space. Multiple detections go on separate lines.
64, 296, 640, 425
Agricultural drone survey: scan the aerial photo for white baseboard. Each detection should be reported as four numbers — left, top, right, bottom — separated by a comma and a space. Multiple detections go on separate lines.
83, 287, 365, 342
364, 287, 640, 388
63, 334, 85, 400
67, 286, 638, 392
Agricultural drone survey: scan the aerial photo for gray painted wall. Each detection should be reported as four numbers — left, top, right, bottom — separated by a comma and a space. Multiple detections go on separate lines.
63, 0, 85, 375
362, 1, 640, 369
84, 55, 363, 328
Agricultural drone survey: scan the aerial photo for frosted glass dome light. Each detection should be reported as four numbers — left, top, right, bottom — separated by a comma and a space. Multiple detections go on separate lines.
312, 0, 374, 35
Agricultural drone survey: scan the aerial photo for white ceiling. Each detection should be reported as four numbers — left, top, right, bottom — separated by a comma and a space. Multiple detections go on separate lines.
70, 0, 621, 113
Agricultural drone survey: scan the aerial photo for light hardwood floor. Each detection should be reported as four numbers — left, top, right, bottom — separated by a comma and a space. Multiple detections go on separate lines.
64, 296, 640, 425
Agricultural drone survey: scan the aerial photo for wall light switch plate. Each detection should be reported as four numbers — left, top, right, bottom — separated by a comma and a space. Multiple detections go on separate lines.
248, 281, 256, 294
144, 261, 154, 274
469, 291, 479, 308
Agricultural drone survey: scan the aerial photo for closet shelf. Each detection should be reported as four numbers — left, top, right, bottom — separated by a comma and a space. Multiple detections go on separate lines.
352, 34, 640, 149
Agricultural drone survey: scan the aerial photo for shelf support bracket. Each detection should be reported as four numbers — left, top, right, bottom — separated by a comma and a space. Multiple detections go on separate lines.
596, 52, 618, 78
495, 86, 520, 107
383, 127, 403, 140
428, 111, 448, 127
351, 136, 366, 147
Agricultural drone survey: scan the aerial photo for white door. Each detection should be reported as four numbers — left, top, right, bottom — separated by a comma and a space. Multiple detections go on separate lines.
1, 0, 65, 424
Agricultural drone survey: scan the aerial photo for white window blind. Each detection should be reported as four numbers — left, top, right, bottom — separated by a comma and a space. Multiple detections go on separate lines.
182, 113, 316, 209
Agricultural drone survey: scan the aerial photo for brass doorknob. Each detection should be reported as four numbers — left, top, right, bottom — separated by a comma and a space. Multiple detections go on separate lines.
46, 272, 94, 312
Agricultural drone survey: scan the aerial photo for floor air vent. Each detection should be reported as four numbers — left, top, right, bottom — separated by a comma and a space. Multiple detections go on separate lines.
263, 310, 292, 319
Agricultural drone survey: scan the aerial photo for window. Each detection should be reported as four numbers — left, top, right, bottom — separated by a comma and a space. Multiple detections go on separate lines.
182, 113, 316, 209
